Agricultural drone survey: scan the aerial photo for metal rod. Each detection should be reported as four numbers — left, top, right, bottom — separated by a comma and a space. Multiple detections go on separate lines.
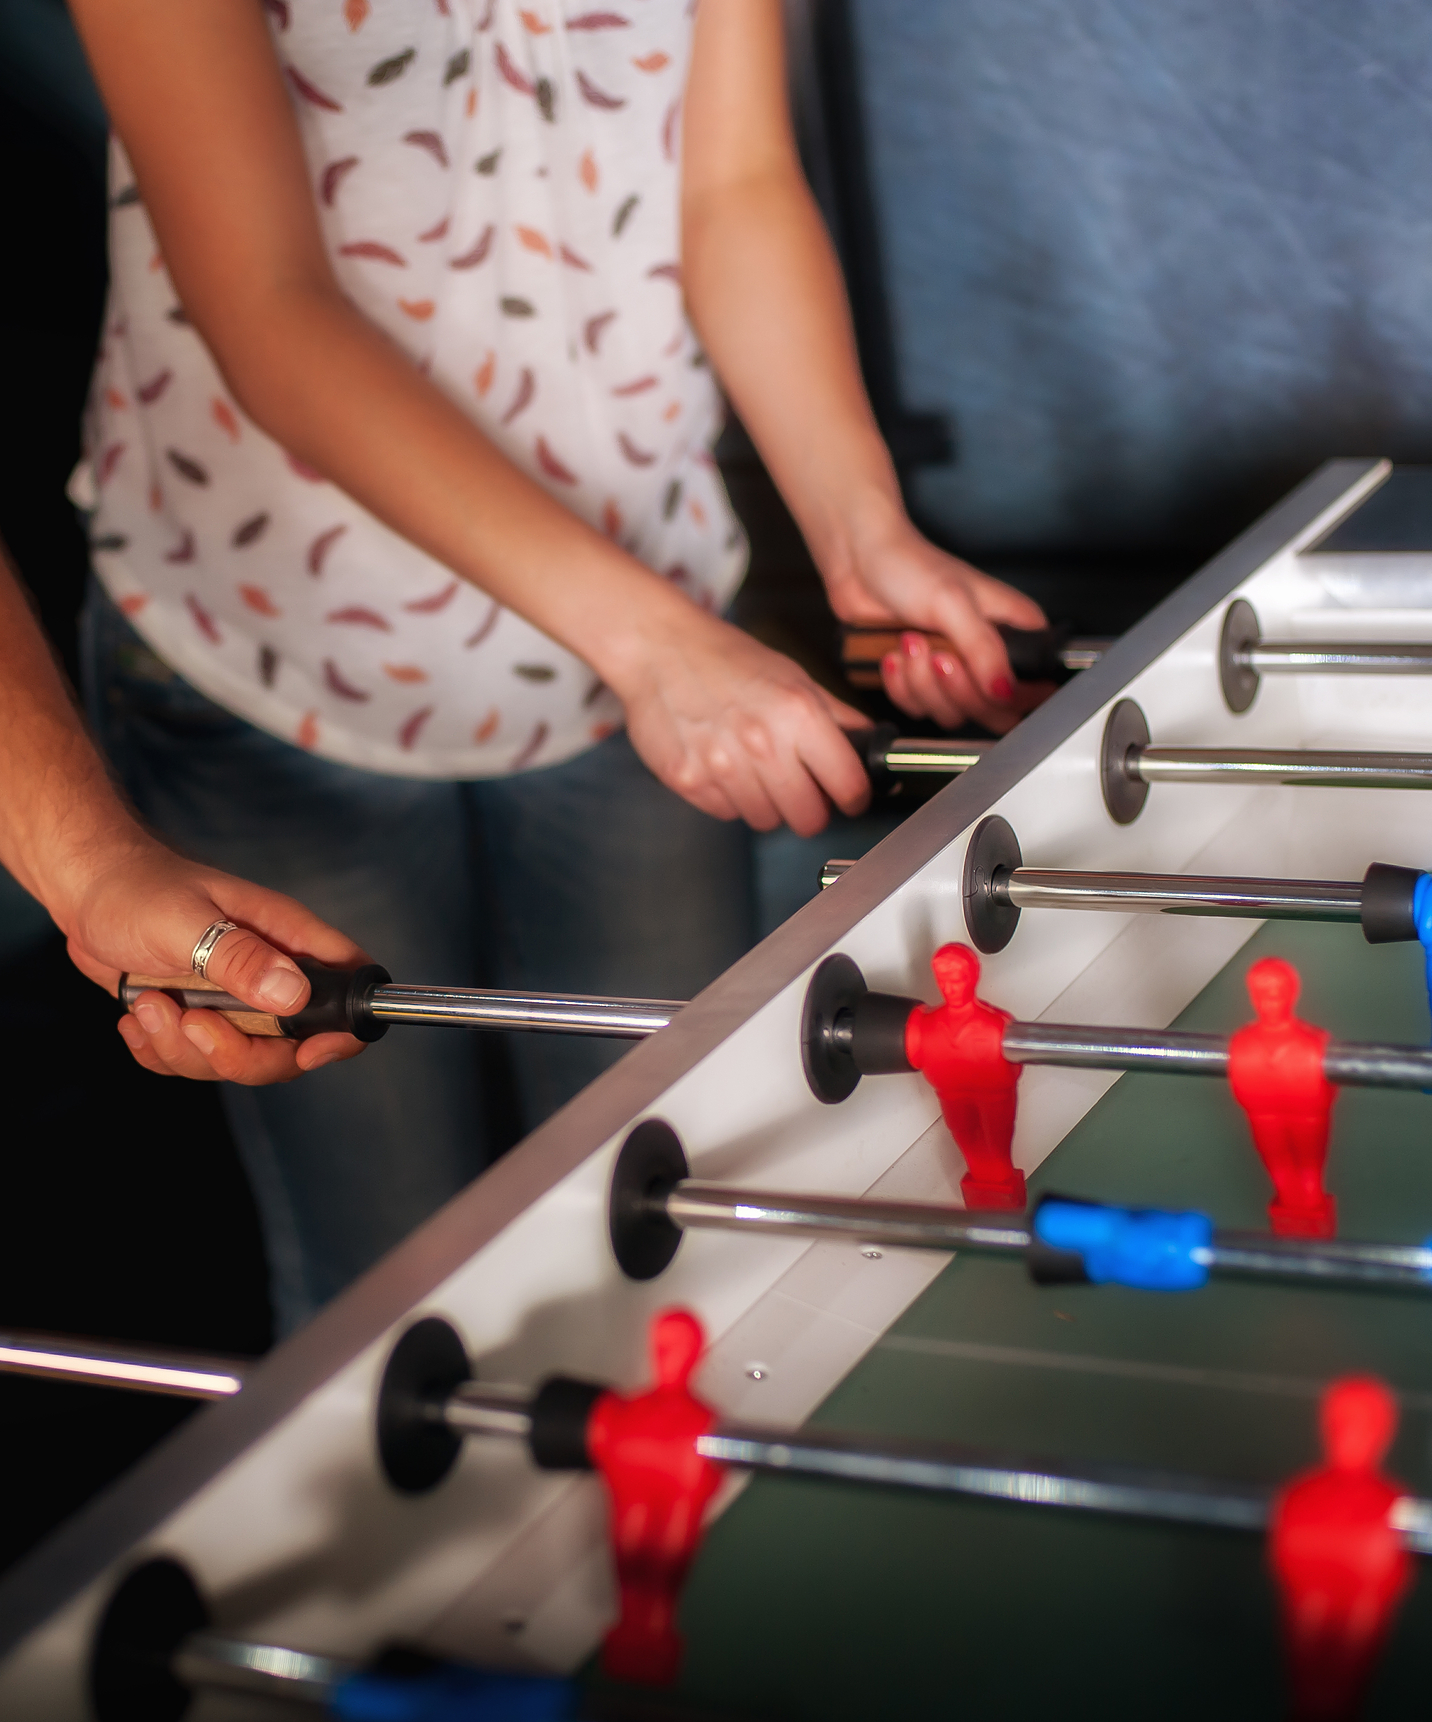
665, 1183, 1030, 1255
998, 869, 1364, 923
999, 1021, 1432, 1090
1131, 746, 1432, 790
171, 1633, 349, 1705
663, 1184, 1432, 1298
1247, 642, 1432, 675
441, 1380, 535, 1440
366, 985, 682, 1038
0, 1332, 247, 1399
879, 738, 999, 776
447, 1386, 1432, 1553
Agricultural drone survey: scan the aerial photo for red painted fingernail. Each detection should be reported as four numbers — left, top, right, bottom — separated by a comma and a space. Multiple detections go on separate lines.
901, 631, 923, 658
935, 653, 958, 677
991, 675, 1014, 702
882, 651, 900, 676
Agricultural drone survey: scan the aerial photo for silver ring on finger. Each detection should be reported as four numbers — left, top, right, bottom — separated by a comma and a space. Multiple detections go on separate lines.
190, 920, 240, 979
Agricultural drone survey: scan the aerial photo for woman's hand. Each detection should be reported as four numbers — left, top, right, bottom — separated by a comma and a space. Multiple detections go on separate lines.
825, 515, 1052, 733
608, 598, 872, 838
62, 840, 371, 1084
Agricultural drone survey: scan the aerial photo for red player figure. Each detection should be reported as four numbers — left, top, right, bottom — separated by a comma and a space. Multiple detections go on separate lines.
1270, 1377, 1412, 1722
904, 943, 1026, 1209
1228, 957, 1338, 1239
586, 1308, 725, 1686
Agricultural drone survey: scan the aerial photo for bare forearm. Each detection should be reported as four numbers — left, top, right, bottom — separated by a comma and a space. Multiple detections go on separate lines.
0, 560, 147, 925
683, 169, 904, 581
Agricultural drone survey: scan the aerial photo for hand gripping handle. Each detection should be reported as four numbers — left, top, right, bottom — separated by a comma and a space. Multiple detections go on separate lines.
118, 959, 392, 1042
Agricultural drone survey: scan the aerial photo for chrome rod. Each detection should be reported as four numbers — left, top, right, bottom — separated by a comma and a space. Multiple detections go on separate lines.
1206, 1233, 1432, 1291
1131, 746, 1432, 790
0, 1332, 246, 1399
1003, 1022, 1229, 1076
451, 1388, 1432, 1552
880, 738, 999, 775
665, 1183, 1031, 1255
1248, 642, 1432, 675
700, 1423, 1274, 1534
368, 985, 683, 1038
1002, 1022, 1432, 1089
172, 1633, 350, 1705
999, 869, 1364, 922
441, 1380, 535, 1441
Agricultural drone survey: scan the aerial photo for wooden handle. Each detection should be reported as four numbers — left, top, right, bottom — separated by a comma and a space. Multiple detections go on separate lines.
841, 628, 955, 690
120, 974, 284, 1037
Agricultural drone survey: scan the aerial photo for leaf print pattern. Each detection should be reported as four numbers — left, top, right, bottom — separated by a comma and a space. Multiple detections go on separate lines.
307, 524, 347, 574
287, 66, 343, 110
501, 368, 536, 423
399, 706, 435, 748
232, 513, 270, 547
368, 49, 416, 86
577, 71, 625, 110
240, 584, 281, 616
166, 449, 209, 485
211, 398, 241, 441
496, 43, 535, 95
340, 240, 407, 265
535, 437, 578, 484
186, 593, 221, 643
451, 225, 495, 268
404, 130, 450, 168
326, 605, 392, 630
324, 660, 369, 701
89, 0, 739, 778
404, 580, 459, 613
466, 601, 501, 648
320, 158, 360, 206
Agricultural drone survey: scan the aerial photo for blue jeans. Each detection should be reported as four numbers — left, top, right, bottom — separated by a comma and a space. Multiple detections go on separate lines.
82, 583, 760, 1331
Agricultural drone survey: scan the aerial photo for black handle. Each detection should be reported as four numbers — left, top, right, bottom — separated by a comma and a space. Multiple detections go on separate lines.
996, 624, 1072, 684
278, 960, 393, 1042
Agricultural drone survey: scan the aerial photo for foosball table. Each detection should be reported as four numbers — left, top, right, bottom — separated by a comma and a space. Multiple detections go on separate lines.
5, 457, 1432, 1719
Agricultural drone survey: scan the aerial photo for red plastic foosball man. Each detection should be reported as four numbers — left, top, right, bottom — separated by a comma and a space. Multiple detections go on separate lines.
1228, 957, 1338, 1238
1270, 1376, 1412, 1722
586, 1309, 725, 1686
905, 943, 1025, 1209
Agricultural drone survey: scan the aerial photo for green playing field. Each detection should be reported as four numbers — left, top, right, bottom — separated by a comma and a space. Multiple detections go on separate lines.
611, 922, 1432, 1721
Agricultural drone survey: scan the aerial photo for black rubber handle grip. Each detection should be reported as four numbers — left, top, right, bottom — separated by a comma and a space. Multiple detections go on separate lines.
996, 624, 1071, 684
277, 960, 392, 1042
529, 1375, 606, 1470
1360, 862, 1424, 945
846, 990, 920, 1075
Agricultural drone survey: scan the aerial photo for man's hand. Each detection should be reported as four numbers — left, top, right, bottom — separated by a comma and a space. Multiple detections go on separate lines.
824, 516, 1052, 733
64, 840, 370, 1084
609, 600, 872, 838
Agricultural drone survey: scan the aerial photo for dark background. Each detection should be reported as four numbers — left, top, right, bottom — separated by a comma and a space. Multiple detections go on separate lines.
5, 0, 1432, 1579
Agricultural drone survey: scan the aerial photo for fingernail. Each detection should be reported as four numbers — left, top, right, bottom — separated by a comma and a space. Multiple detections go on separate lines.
991, 675, 1014, 703
256, 964, 306, 1013
935, 653, 958, 678
901, 632, 923, 659
183, 1022, 215, 1055
134, 1000, 163, 1036
302, 1049, 340, 1071
118, 1015, 144, 1049
882, 651, 900, 677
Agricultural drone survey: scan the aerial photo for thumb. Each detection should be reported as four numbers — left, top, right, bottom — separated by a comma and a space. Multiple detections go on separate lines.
200, 926, 312, 1016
